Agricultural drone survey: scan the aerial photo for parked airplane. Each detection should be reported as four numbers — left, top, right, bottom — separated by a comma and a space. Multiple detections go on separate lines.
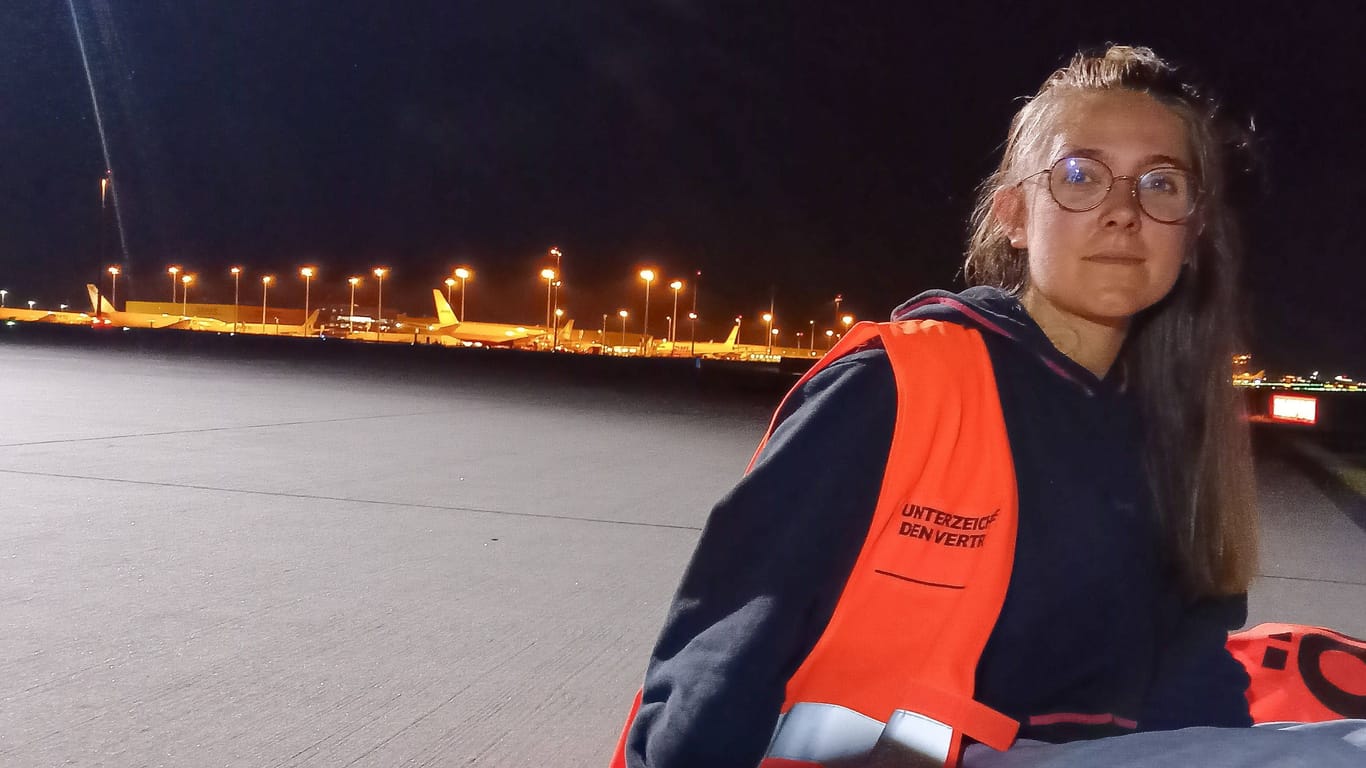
654, 324, 741, 358
85, 284, 318, 335
422, 289, 571, 347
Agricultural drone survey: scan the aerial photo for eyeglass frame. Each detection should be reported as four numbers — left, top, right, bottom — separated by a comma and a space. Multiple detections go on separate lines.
1021, 156, 1201, 225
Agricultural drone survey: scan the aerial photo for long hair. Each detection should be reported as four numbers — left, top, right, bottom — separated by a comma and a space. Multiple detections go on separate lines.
965, 46, 1258, 596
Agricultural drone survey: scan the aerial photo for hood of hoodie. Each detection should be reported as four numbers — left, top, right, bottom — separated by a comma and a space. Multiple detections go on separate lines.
890, 286, 1116, 395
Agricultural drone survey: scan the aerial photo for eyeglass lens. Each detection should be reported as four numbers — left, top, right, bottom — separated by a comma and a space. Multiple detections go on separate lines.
1048, 157, 1195, 223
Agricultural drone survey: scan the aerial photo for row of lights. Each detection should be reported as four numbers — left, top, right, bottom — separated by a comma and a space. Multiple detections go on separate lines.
92, 259, 851, 347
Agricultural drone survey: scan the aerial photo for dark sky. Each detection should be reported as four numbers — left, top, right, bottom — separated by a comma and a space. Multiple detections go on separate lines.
2, 1, 1363, 373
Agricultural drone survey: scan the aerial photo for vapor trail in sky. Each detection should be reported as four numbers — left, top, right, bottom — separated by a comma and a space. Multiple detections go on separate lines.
65, 0, 130, 264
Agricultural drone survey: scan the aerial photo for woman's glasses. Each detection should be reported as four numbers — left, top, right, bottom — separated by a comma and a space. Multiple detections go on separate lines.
1028, 156, 1199, 224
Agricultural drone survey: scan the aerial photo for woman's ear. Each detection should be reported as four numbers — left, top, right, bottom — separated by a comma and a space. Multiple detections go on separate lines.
991, 185, 1028, 249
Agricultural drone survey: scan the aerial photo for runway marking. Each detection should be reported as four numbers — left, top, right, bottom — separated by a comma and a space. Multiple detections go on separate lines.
1257, 574, 1366, 587
0, 468, 704, 532
0, 411, 448, 448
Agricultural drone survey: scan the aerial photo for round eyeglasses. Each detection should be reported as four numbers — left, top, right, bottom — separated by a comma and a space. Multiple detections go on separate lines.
1027, 156, 1199, 224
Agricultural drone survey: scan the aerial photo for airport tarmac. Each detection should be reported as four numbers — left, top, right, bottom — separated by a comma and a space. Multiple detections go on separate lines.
1, 342, 1363, 767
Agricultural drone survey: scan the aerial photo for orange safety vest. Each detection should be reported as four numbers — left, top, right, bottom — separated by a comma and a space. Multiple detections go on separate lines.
609, 319, 1021, 768
1228, 623, 1366, 722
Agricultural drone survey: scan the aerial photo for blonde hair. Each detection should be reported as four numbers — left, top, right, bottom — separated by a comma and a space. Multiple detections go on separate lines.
966, 46, 1258, 596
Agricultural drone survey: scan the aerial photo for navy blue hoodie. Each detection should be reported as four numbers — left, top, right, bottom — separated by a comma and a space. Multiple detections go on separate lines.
625, 286, 1251, 768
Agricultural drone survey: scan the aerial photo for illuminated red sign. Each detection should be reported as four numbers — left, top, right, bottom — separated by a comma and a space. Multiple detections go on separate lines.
1270, 394, 1318, 425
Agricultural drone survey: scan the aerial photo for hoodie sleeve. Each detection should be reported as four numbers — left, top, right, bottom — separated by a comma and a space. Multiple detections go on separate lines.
1138, 593, 1253, 731
624, 347, 897, 768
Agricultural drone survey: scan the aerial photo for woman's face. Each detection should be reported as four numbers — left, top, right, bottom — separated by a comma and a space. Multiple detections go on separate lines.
999, 90, 1194, 327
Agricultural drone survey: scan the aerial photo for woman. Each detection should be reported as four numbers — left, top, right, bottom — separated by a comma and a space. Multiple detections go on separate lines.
616, 46, 1263, 767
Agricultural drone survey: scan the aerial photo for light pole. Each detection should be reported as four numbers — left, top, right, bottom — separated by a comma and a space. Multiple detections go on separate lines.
825, 329, 835, 349
665, 316, 673, 350
97, 172, 110, 320
549, 248, 562, 331
300, 267, 315, 330
842, 314, 854, 339
771, 327, 780, 351
551, 280, 562, 347
107, 266, 120, 310
834, 294, 843, 335
168, 266, 181, 303
444, 277, 455, 307
230, 267, 241, 332
28, 300, 36, 310
618, 309, 628, 353
669, 280, 683, 343
809, 320, 815, 350
762, 312, 774, 355
601, 313, 608, 354
181, 274, 193, 316
540, 268, 556, 331
690, 271, 701, 354
348, 277, 360, 333
639, 269, 655, 356
261, 275, 273, 327
373, 267, 387, 334
454, 267, 471, 320
0, 290, 7, 307
688, 312, 697, 355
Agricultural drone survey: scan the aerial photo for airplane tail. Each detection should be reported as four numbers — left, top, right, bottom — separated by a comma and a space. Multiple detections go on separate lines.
558, 318, 574, 341
432, 289, 459, 327
86, 283, 115, 314
723, 323, 739, 348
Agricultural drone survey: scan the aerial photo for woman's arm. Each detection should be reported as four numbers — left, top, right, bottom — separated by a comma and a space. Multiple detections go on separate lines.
625, 348, 898, 768
1138, 592, 1253, 731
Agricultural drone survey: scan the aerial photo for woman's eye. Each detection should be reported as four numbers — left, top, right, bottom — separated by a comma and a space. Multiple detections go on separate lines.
1057, 159, 1100, 185
1142, 171, 1183, 195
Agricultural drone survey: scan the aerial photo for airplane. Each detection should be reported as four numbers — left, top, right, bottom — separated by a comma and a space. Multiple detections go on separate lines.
653, 324, 741, 358
0, 305, 97, 326
414, 289, 571, 347
85, 284, 318, 335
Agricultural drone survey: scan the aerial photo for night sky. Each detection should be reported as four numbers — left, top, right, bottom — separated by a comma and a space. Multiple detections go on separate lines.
2, 1, 1363, 374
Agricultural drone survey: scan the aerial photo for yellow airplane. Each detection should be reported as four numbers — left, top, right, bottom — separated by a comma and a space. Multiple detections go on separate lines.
85, 284, 318, 334
653, 324, 741, 358
420, 289, 571, 347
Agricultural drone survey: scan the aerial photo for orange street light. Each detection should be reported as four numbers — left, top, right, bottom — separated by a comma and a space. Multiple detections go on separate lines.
300, 267, 315, 326
230, 267, 242, 332
639, 269, 656, 355
762, 312, 774, 354
540, 268, 556, 330
618, 309, 629, 352
454, 267, 471, 320
106, 266, 121, 310
842, 314, 854, 329
825, 328, 835, 349
168, 265, 181, 303
444, 277, 456, 306
261, 275, 273, 327
373, 267, 388, 329
180, 274, 194, 317
668, 280, 684, 342
347, 276, 361, 332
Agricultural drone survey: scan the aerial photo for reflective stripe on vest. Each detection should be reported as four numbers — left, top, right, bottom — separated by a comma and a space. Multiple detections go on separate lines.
766, 702, 953, 765
1228, 623, 1366, 722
